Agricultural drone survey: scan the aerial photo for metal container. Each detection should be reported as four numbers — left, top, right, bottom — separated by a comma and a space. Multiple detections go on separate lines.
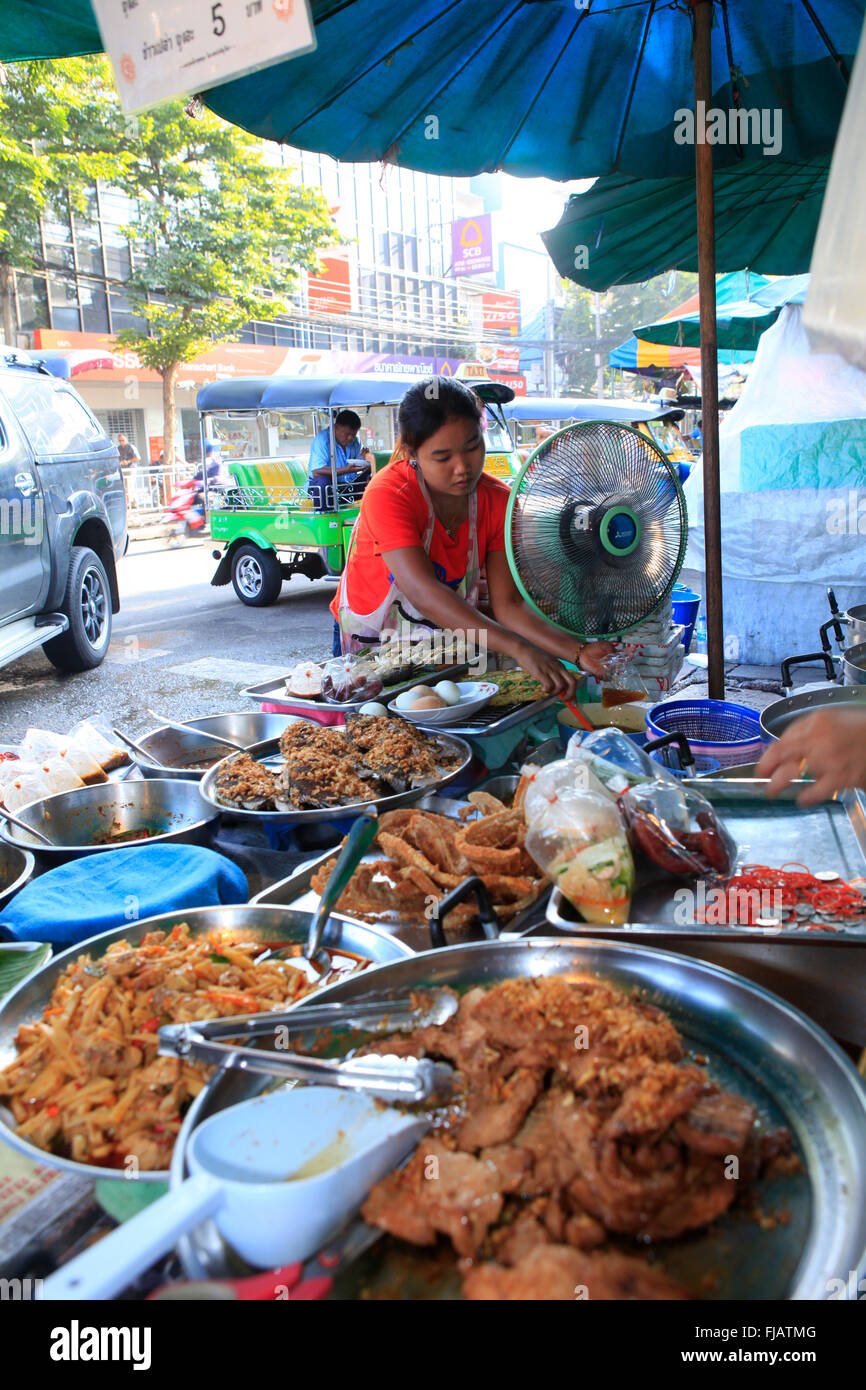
840, 640, 866, 687
172, 937, 866, 1299
821, 601, 866, 650
0, 779, 219, 860
134, 712, 300, 780
0, 904, 412, 1181
760, 682, 866, 740
0, 841, 35, 910
199, 731, 473, 825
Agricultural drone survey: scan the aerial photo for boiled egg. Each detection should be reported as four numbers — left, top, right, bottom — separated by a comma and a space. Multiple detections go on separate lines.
411, 694, 447, 711
358, 701, 388, 717
434, 680, 461, 706
395, 685, 434, 711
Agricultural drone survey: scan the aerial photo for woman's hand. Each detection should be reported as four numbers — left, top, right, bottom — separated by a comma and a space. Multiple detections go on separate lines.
511, 641, 578, 700
755, 707, 866, 806
577, 641, 616, 679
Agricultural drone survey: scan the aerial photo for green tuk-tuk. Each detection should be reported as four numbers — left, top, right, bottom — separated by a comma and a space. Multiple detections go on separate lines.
201, 373, 517, 606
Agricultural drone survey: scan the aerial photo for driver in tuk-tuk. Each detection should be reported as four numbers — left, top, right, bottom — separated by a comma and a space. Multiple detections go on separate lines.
307, 409, 375, 510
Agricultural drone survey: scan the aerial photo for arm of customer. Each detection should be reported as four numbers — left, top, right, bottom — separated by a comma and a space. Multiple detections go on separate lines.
755, 707, 866, 806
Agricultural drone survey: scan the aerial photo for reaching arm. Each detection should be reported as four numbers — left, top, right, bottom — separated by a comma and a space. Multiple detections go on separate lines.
485, 551, 614, 678
383, 546, 584, 697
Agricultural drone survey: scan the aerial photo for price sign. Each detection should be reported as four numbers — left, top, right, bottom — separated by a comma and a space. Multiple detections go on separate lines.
91, 0, 317, 113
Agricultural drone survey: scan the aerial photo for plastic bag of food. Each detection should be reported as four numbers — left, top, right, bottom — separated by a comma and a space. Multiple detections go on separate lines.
567, 728, 679, 788
286, 660, 324, 698
619, 779, 736, 879
597, 650, 648, 708
524, 765, 634, 925
320, 655, 384, 705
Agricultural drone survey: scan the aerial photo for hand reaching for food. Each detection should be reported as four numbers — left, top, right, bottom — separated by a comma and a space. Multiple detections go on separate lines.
756, 707, 866, 805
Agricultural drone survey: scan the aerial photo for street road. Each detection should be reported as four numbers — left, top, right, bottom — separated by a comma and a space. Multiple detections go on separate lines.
0, 541, 337, 742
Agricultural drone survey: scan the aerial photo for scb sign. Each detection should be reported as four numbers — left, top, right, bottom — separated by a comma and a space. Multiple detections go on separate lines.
451, 214, 494, 276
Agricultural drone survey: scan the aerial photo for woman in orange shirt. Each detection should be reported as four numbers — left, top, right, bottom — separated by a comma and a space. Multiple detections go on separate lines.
332, 377, 611, 697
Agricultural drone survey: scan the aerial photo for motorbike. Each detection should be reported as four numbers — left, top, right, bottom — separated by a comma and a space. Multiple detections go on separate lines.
162, 478, 206, 543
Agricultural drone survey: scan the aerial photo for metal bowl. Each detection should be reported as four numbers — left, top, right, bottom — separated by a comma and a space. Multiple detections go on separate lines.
173, 937, 866, 1299
0, 904, 412, 1181
0, 841, 36, 910
134, 713, 301, 781
0, 779, 219, 860
199, 730, 474, 825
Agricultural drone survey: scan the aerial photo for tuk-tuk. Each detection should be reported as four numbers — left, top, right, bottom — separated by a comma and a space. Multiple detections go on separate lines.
503, 397, 695, 477
201, 372, 517, 606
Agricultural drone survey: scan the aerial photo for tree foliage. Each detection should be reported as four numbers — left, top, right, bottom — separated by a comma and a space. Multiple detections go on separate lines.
557, 270, 699, 395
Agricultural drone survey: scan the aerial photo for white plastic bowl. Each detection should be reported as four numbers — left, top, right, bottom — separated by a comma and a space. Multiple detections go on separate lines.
388, 680, 497, 726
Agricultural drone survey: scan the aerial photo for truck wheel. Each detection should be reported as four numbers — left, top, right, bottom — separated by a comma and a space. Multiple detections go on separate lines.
231, 544, 282, 606
43, 546, 113, 672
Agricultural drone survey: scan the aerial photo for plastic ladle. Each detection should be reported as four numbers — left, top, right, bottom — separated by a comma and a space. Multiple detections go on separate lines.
41, 1086, 429, 1301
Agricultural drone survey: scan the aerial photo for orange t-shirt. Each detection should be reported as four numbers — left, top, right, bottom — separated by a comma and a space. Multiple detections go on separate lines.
331, 459, 510, 622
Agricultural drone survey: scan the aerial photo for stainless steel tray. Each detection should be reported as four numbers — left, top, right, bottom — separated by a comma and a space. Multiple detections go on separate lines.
0, 905, 412, 1182
412, 691, 561, 738
240, 662, 470, 712
547, 780, 866, 944
171, 937, 866, 1299
199, 730, 473, 825
251, 793, 551, 948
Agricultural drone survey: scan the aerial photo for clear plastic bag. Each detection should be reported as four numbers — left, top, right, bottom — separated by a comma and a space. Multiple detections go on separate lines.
597, 650, 648, 708
524, 767, 634, 925
619, 780, 736, 879
567, 728, 679, 787
320, 655, 384, 705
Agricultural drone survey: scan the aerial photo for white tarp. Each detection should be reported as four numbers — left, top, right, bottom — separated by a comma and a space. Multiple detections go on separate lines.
684, 305, 866, 667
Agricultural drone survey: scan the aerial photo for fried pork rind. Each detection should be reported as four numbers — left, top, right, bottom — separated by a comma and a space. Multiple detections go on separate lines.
454, 811, 536, 878
312, 802, 547, 927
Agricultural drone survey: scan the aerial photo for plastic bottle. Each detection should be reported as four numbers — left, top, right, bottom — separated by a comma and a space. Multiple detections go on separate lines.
694, 614, 708, 655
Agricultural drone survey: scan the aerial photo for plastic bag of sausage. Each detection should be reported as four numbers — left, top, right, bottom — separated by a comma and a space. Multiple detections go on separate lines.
618, 778, 736, 879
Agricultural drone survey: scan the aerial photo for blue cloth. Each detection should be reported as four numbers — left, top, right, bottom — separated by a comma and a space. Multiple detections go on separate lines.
0, 844, 248, 947
308, 427, 363, 483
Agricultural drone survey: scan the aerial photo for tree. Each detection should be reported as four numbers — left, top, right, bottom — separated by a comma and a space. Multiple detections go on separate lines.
0, 59, 121, 341
557, 271, 699, 395
112, 98, 337, 468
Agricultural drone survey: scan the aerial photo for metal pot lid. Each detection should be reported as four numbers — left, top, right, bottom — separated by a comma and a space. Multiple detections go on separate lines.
173, 937, 866, 1300
761, 685, 866, 740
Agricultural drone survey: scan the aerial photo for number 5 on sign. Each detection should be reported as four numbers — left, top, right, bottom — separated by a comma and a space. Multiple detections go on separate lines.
90, 0, 317, 114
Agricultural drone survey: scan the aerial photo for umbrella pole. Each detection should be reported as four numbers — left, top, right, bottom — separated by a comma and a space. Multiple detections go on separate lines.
692, 0, 725, 699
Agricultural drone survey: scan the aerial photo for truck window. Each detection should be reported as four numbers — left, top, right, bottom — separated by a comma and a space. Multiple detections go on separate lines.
1, 378, 106, 456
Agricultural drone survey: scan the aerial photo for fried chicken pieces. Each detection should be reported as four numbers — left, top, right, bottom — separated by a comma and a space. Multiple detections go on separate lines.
310, 795, 547, 928
213, 716, 459, 813
359, 976, 791, 1300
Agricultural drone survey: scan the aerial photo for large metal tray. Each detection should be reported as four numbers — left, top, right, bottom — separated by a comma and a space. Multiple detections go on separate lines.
199, 729, 473, 825
547, 780, 866, 944
171, 937, 866, 1299
240, 662, 470, 713
0, 905, 411, 1182
250, 793, 552, 949
545, 780, 866, 1046
412, 691, 561, 738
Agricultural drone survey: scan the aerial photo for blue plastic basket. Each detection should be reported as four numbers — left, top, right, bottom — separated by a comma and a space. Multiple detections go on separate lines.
646, 699, 767, 770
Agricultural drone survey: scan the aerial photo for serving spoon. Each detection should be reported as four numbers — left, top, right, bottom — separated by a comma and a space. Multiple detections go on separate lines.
0, 809, 53, 847
113, 727, 168, 767
147, 710, 247, 753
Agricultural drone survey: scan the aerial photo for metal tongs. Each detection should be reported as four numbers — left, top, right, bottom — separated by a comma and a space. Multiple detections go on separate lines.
158, 988, 458, 1104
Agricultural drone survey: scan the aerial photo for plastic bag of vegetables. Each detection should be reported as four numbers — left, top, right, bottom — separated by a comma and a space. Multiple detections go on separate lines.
524, 764, 634, 925
619, 779, 736, 879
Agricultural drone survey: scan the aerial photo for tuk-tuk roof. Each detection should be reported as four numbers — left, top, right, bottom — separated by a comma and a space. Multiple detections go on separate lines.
197, 373, 514, 413
503, 396, 676, 424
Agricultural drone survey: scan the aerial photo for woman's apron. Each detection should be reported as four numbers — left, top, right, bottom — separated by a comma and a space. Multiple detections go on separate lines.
335, 468, 480, 654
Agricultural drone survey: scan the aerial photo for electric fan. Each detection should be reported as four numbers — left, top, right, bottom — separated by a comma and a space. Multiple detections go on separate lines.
505, 421, 688, 641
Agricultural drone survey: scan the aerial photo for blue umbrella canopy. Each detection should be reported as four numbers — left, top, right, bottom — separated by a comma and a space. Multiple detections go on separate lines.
0, 2, 862, 178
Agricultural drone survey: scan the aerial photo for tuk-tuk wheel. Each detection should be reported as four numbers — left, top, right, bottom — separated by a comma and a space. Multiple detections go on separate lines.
231, 543, 283, 606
